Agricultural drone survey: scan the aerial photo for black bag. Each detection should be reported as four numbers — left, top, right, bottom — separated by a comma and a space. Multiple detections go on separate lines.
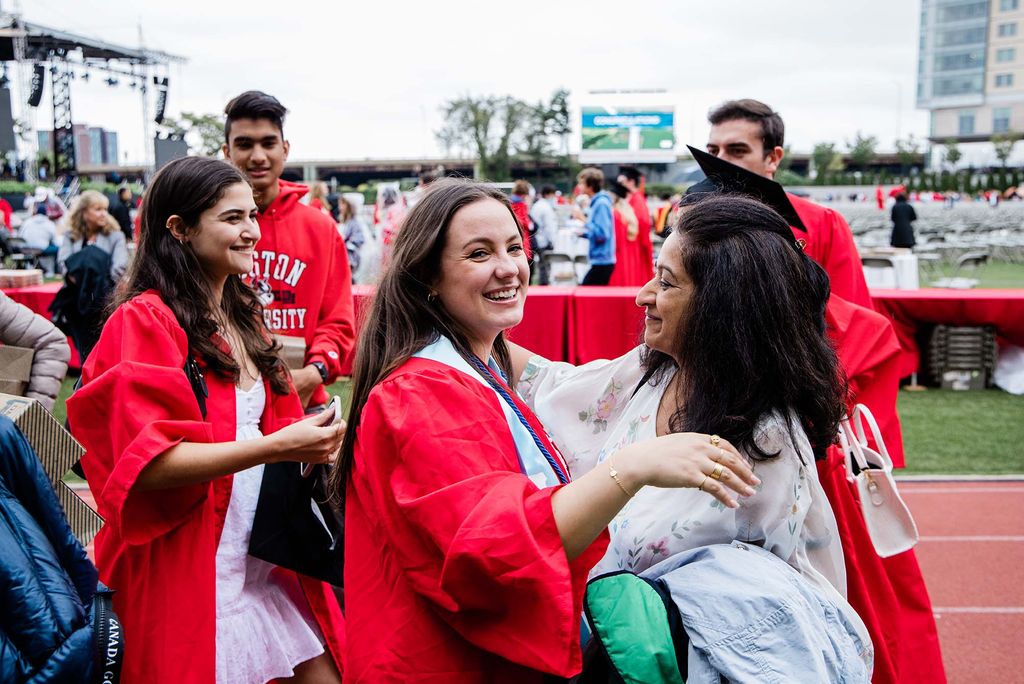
249, 461, 344, 587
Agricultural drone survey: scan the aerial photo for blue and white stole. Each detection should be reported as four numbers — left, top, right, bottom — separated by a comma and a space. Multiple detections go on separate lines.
413, 335, 565, 489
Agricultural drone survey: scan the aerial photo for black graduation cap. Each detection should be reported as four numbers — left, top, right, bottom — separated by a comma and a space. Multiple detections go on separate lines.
685, 145, 806, 231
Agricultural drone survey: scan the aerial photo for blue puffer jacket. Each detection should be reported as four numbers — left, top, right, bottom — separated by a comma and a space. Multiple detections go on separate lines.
0, 415, 99, 681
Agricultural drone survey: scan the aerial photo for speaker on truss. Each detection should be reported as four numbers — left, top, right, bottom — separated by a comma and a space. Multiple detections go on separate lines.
0, 87, 16, 153
154, 132, 187, 170
28, 64, 45, 107
154, 76, 168, 125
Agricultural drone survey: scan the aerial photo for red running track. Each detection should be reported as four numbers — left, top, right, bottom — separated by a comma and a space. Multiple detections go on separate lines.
898, 480, 1024, 683
72, 480, 1021, 681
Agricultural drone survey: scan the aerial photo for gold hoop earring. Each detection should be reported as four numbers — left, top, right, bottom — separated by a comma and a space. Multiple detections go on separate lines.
427, 292, 437, 303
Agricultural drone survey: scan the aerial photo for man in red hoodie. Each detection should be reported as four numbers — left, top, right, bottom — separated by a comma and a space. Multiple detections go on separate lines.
222, 91, 355, 408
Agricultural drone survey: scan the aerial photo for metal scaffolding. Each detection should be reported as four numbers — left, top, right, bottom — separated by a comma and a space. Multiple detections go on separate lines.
0, 13, 185, 181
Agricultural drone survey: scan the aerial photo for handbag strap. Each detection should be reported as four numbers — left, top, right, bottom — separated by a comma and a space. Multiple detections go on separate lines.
467, 354, 569, 485
838, 417, 864, 483
850, 404, 892, 469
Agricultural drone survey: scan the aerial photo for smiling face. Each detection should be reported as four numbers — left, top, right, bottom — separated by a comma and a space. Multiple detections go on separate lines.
706, 118, 783, 179
433, 198, 530, 361
222, 117, 289, 196
181, 182, 261, 283
635, 230, 695, 359
84, 198, 110, 232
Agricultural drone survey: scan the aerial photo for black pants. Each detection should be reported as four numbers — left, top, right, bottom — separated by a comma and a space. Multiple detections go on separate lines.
582, 264, 615, 286
530, 243, 552, 285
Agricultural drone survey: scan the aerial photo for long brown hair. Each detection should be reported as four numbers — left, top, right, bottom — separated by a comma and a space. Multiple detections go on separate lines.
110, 156, 289, 394
329, 179, 519, 498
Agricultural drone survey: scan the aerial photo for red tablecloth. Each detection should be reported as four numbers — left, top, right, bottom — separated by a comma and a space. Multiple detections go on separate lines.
871, 288, 1024, 378
571, 286, 645, 364
3, 282, 81, 369
339, 285, 575, 376
505, 286, 573, 363
340, 285, 376, 377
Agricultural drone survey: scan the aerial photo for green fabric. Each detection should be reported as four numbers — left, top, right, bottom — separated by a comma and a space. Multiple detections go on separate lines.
585, 573, 686, 684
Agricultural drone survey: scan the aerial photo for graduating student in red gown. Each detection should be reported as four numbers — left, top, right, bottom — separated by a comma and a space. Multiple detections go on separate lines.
67, 158, 346, 684
618, 167, 654, 281
607, 181, 645, 287
684, 144, 946, 681
705, 99, 870, 309
332, 179, 757, 683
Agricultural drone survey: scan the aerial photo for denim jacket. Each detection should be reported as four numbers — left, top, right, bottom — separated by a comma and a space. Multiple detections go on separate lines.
643, 542, 873, 683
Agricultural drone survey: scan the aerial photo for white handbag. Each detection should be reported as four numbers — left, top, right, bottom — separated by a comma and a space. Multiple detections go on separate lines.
838, 404, 919, 557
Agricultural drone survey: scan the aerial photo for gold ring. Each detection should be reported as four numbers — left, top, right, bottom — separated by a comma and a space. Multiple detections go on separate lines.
710, 463, 725, 481
710, 434, 721, 447
698, 475, 709, 492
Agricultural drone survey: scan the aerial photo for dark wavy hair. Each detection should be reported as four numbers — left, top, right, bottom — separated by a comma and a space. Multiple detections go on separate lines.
110, 156, 289, 395
330, 178, 520, 497
641, 195, 846, 460
224, 90, 287, 141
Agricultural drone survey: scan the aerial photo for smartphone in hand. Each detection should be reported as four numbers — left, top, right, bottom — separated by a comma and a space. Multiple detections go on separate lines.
301, 397, 342, 477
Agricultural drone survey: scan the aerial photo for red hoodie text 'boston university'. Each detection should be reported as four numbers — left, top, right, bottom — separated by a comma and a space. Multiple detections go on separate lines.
249, 179, 355, 406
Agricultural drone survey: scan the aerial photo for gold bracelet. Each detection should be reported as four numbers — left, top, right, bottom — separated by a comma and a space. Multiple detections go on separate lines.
608, 458, 635, 497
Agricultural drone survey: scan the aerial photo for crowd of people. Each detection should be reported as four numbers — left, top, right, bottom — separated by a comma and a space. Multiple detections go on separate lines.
1, 92, 950, 683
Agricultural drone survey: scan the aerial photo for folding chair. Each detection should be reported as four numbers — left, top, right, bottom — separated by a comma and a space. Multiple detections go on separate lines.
932, 251, 989, 289
861, 256, 898, 289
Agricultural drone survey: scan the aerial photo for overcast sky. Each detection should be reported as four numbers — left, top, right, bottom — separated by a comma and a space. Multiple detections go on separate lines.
19, 0, 929, 164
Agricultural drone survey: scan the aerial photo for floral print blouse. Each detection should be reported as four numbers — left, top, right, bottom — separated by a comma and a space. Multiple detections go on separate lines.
518, 347, 853, 610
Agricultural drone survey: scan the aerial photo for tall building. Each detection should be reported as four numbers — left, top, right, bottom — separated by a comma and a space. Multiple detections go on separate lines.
37, 124, 120, 168
918, 0, 1024, 167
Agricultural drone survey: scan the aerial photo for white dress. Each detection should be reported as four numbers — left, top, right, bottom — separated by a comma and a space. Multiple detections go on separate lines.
214, 379, 325, 683
518, 347, 871, 647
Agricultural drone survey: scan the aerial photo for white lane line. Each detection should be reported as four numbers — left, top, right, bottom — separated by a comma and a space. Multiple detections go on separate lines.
933, 607, 1024, 614
901, 487, 1024, 494
919, 535, 1024, 542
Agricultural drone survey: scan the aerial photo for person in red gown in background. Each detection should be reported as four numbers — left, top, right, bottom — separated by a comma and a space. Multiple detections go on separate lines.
67, 157, 346, 683
333, 179, 756, 683
704, 97, 946, 683
607, 180, 643, 286
617, 166, 654, 281
509, 179, 533, 260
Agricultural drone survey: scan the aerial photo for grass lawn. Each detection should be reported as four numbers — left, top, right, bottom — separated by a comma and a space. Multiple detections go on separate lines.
897, 388, 1024, 475
919, 260, 1024, 288
969, 261, 1024, 289
54, 375, 1023, 477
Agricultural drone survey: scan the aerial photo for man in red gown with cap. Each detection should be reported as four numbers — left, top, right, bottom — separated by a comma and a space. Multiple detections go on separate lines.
705, 98, 946, 683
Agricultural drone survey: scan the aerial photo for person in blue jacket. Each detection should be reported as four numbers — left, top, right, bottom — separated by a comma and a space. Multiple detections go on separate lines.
0, 414, 118, 681
575, 167, 616, 285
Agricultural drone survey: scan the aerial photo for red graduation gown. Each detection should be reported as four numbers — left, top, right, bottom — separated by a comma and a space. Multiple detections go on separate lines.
790, 193, 872, 309
66, 292, 345, 684
344, 358, 608, 683
822, 295, 946, 683
628, 190, 654, 281
607, 208, 644, 287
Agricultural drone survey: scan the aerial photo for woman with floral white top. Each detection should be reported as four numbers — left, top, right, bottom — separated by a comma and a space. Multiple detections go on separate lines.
512, 195, 869, 648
